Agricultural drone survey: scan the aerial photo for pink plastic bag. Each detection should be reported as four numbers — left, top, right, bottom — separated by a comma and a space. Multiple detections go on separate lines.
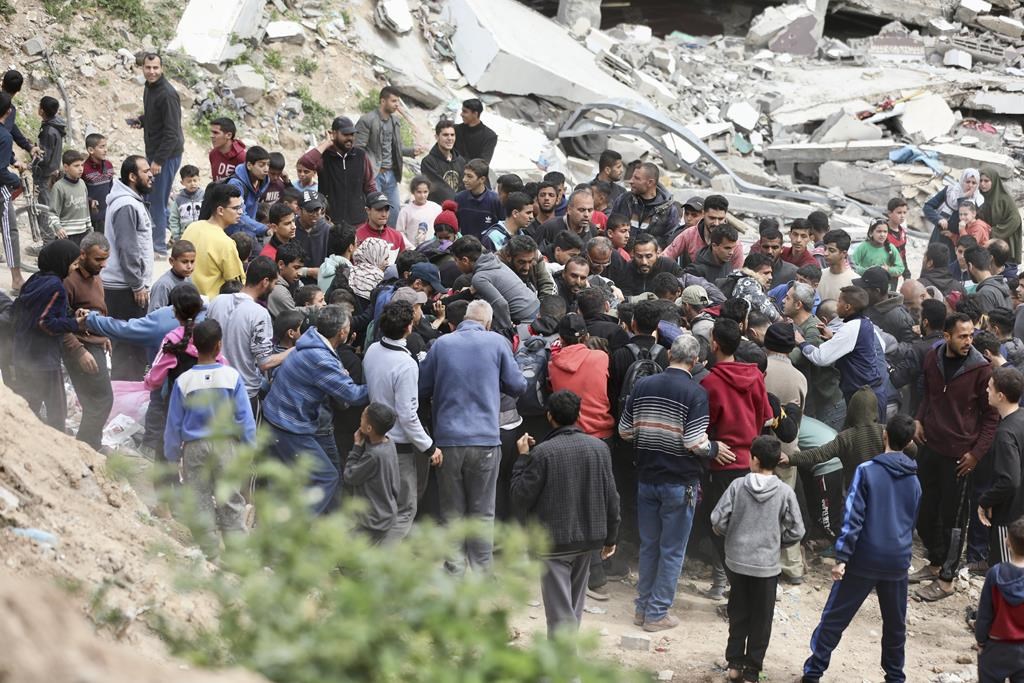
108, 380, 151, 425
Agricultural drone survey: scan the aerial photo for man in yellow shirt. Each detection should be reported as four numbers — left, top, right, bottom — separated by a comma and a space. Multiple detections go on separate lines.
181, 183, 245, 297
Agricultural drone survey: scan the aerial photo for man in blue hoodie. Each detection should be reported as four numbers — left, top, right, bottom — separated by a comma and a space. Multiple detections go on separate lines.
802, 414, 922, 683
226, 146, 270, 242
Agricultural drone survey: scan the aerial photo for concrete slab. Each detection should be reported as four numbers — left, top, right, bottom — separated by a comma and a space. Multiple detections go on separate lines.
898, 94, 955, 141
376, 0, 414, 34
955, 0, 993, 22
976, 14, 1024, 38
966, 90, 1024, 114
446, 0, 641, 105
168, 0, 264, 65
810, 111, 884, 144
223, 64, 266, 105
265, 21, 305, 45
920, 142, 1016, 178
635, 70, 676, 107
819, 161, 899, 205
725, 101, 760, 132
584, 29, 619, 55
768, 12, 819, 56
763, 140, 902, 164
387, 69, 448, 109
943, 49, 973, 69
747, 4, 814, 49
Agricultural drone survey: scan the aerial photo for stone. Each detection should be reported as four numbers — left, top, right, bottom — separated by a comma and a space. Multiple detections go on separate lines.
898, 94, 955, 141
966, 91, 1024, 115
265, 20, 306, 44
857, 21, 928, 62
79, 64, 98, 79
22, 36, 46, 56
557, 0, 601, 34
747, 5, 814, 50
768, 12, 819, 56
929, 18, 958, 35
819, 161, 898, 205
649, 46, 676, 74
222, 64, 266, 105
610, 24, 653, 44
763, 140, 902, 164
620, 633, 651, 651
811, 111, 884, 144
168, 0, 265, 65
93, 53, 118, 71
943, 49, 972, 69
976, 14, 1024, 38
387, 68, 447, 108
724, 101, 760, 132
376, 0, 414, 34
584, 29, 619, 55
956, 0, 993, 22
657, 671, 674, 682
634, 70, 676, 107
920, 142, 1016, 178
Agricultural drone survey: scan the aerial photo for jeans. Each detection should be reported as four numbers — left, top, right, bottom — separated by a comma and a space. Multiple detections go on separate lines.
804, 574, 908, 682
181, 439, 246, 558
103, 287, 148, 381
148, 155, 181, 253
384, 442, 430, 542
268, 424, 340, 515
635, 479, 699, 621
376, 169, 401, 228
816, 398, 846, 433
63, 342, 113, 450
541, 551, 592, 638
438, 445, 500, 574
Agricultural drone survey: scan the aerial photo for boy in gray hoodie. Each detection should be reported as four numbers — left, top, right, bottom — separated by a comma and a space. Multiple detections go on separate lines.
343, 403, 401, 544
712, 435, 805, 683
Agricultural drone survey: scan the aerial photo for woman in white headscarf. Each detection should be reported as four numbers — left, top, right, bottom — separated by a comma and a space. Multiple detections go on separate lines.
923, 168, 985, 253
347, 237, 390, 303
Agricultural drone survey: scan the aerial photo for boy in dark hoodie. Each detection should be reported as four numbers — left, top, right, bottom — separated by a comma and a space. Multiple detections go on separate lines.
34, 96, 65, 219
712, 435, 804, 683
978, 367, 1024, 564
226, 145, 270, 241
802, 414, 922, 683
976, 518, 1024, 682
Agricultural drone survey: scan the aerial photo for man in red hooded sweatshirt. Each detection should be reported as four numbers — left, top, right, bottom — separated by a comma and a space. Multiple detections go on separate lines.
700, 317, 773, 600
209, 117, 246, 182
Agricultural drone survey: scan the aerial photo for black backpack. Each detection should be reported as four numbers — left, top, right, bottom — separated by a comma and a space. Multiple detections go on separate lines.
618, 342, 665, 412
515, 335, 552, 416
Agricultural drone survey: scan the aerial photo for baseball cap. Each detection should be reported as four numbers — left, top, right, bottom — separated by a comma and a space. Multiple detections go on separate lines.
391, 287, 428, 306
301, 190, 324, 211
683, 196, 704, 211
679, 285, 710, 307
331, 116, 356, 134
557, 313, 588, 343
852, 266, 889, 291
366, 191, 392, 210
409, 262, 444, 293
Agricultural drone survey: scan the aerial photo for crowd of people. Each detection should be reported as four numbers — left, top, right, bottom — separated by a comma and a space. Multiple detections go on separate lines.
5, 55, 1024, 682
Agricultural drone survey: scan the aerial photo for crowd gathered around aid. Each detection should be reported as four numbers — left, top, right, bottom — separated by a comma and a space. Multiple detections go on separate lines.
7, 54, 1024, 682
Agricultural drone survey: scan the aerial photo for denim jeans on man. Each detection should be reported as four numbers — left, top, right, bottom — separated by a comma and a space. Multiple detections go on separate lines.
438, 445, 500, 574
376, 169, 400, 228
148, 155, 182, 254
268, 423, 340, 515
635, 480, 699, 622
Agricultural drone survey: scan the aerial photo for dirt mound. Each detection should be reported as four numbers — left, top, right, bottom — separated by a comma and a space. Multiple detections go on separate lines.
0, 384, 226, 664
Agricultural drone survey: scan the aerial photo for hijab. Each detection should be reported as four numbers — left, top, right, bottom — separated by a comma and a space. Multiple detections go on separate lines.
943, 168, 985, 214
980, 165, 1022, 238
37, 239, 81, 279
348, 237, 390, 299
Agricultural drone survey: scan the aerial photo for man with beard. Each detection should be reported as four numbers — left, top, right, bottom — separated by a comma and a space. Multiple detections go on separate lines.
500, 234, 556, 297
554, 256, 590, 312
101, 155, 155, 380
525, 181, 559, 242
611, 232, 682, 298
592, 149, 625, 209
421, 120, 465, 205
299, 116, 376, 226
610, 162, 679, 247
536, 189, 596, 249
663, 194, 742, 270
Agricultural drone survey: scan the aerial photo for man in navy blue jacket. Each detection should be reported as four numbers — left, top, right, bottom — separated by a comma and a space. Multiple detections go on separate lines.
802, 414, 922, 683
0, 92, 25, 292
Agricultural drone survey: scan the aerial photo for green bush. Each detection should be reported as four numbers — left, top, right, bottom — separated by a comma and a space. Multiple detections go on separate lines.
296, 86, 332, 135
154, 423, 637, 683
358, 88, 381, 114
0, 0, 14, 17
264, 50, 283, 71
294, 56, 317, 78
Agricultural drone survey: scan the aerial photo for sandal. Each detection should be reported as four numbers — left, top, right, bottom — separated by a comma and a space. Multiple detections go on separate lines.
915, 581, 955, 602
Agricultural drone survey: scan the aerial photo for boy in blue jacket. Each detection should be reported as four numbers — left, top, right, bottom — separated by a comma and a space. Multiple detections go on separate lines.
802, 414, 922, 683
164, 319, 255, 558
226, 145, 270, 241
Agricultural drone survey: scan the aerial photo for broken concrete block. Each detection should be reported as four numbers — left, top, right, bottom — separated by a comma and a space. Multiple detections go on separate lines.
856, 21, 928, 62
376, 0, 414, 34
711, 174, 740, 193
649, 46, 676, 74
955, 0, 993, 22
584, 29, 619, 55
768, 12, 820, 56
634, 70, 676, 107
920, 142, 1016, 178
168, 0, 265, 65
819, 161, 898, 205
556, 0, 601, 34
811, 111, 883, 144
223, 64, 266, 105
620, 633, 651, 651
724, 101, 760, 132
265, 20, 306, 44
898, 94, 955, 141
746, 5, 814, 49
928, 18, 958, 35
609, 24, 653, 44
976, 14, 1024, 38
79, 64, 97, 79
763, 140, 901, 164
387, 68, 447, 108
22, 36, 46, 56
966, 91, 1024, 115
943, 49, 972, 69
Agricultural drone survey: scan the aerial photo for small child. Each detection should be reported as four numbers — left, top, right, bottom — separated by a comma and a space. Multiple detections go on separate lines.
264, 151, 288, 204
959, 199, 991, 247
295, 284, 324, 308
712, 435, 805, 683
168, 165, 205, 242
34, 96, 64, 217
281, 186, 303, 215
49, 150, 91, 246
83, 133, 114, 232
396, 175, 441, 247
415, 207, 458, 257
163, 319, 255, 558
149, 240, 196, 313
294, 159, 318, 193
268, 241, 307, 318
977, 518, 1024, 682
319, 223, 356, 293
850, 219, 904, 278
343, 403, 400, 544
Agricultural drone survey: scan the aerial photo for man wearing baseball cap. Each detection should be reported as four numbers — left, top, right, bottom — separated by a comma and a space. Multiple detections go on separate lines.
356, 191, 409, 255
679, 285, 715, 344
298, 115, 377, 226
293, 190, 331, 282
681, 196, 704, 231
854, 266, 917, 344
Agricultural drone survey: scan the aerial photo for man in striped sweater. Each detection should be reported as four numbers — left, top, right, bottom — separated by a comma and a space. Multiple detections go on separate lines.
619, 333, 727, 632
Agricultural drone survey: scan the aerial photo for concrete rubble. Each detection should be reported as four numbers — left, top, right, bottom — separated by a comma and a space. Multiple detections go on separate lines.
167, 0, 265, 66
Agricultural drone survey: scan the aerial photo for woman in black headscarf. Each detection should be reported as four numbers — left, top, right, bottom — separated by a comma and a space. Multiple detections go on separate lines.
11, 239, 84, 428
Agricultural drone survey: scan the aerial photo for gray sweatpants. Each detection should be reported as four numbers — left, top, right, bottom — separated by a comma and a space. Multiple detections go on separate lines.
181, 439, 246, 558
542, 551, 592, 638
438, 445, 500, 574
384, 443, 430, 543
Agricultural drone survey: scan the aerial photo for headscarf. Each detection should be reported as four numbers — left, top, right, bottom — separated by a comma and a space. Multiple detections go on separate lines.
348, 237, 390, 299
37, 239, 81, 279
943, 168, 985, 215
980, 164, 1022, 240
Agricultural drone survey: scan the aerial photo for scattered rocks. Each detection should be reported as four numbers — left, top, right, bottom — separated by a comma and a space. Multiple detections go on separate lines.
265, 20, 306, 45
222, 64, 267, 105
619, 632, 651, 651
22, 36, 46, 56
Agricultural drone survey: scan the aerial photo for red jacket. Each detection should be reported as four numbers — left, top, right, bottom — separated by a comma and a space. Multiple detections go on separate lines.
210, 140, 247, 182
916, 344, 997, 460
548, 344, 614, 439
781, 246, 818, 268
701, 361, 772, 471
356, 223, 408, 253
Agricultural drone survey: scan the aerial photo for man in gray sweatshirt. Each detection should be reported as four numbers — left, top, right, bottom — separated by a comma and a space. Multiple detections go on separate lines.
363, 298, 443, 541
101, 155, 154, 380
451, 235, 540, 335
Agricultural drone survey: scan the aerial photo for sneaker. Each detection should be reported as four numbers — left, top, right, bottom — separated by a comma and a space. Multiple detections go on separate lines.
967, 560, 989, 576
781, 574, 805, 586
633, 610, 644, 626
642, 614, 679, 632
704, 583, 727, 601
586, 586, 609, 601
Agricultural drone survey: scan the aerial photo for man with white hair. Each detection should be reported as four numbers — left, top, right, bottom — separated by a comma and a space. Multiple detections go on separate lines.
419, 299, 527, 573
619, 333, 721, 632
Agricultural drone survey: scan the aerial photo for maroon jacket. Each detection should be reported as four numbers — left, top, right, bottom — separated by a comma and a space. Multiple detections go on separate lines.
916, 343, 997, 460
210, 140, 247, 182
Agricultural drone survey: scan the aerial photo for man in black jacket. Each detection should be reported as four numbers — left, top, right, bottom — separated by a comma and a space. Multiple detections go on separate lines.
511, 389, 620, 637
608, 232, 683, 298
535, 188, 596, 250
453, 98, 498, 164
918, 243, 964, 297
978, 367, 1024, 566
298, 116, 376, 227
856, 266, 919, 344
610, 161, 679, 247
578, 287, 628, 350
421, 120, 465, 204
133, 54, 183, 255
